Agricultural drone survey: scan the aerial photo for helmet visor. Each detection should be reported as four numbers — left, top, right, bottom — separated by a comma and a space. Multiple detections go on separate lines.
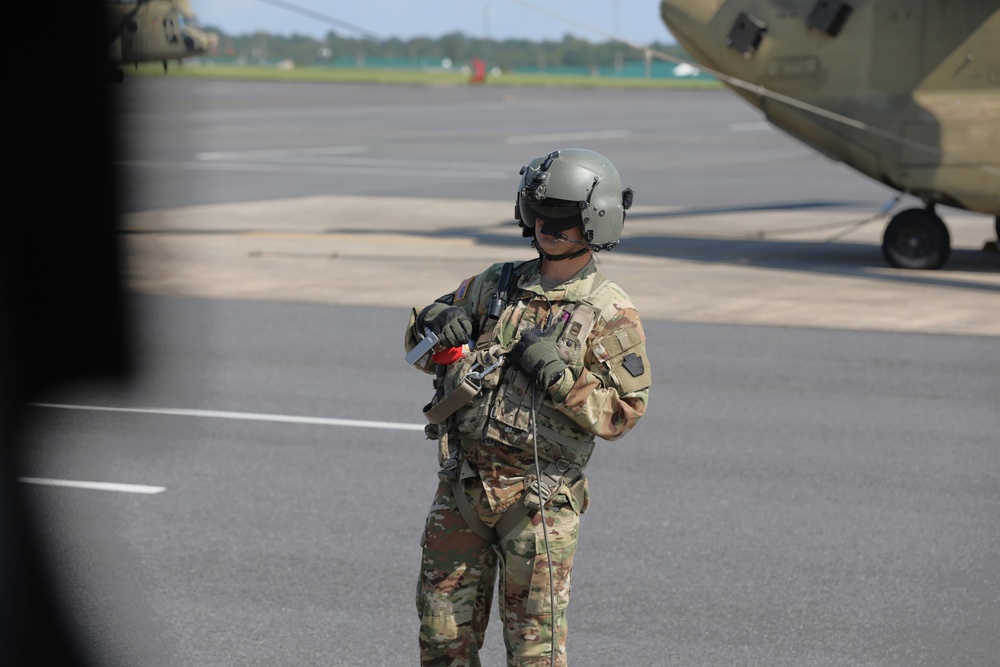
518, 197, 582, 232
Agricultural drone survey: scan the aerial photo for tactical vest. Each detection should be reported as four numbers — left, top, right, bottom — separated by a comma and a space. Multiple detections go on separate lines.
423, 263, 612, 472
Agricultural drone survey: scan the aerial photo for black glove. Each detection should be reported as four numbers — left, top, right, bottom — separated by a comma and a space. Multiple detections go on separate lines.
417, 303, 474, 349
507, 323, 568, 389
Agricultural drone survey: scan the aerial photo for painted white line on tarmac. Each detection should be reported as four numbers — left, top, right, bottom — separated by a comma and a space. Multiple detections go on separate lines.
18, 478, 166, 494
29, 403, 426, 432
506, 129, 630, 144
122, 160, 509, 179
195, 145, 369, 161
195, 151, 509, 172
252, 156, 512, 170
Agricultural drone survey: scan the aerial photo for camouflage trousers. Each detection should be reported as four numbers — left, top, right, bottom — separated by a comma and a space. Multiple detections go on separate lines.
416, 478, 580, 667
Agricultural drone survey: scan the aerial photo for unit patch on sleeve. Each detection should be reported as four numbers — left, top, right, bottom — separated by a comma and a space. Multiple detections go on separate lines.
622, 352, 645, 377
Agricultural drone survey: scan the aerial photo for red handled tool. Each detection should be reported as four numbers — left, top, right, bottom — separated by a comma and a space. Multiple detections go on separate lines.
406, 329, 467, 366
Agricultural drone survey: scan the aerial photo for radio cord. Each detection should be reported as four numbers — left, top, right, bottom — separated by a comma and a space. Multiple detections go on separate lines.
530, 382, 558, 667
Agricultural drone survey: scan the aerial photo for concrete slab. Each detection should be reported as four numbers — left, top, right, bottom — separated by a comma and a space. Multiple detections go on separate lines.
123, 195, 1000, 336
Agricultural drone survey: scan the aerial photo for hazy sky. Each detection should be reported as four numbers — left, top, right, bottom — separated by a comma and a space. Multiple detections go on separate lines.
193, 0, 678, 45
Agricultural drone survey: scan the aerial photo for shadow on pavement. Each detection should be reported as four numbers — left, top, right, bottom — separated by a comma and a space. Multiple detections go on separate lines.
364, 222, 1000, 294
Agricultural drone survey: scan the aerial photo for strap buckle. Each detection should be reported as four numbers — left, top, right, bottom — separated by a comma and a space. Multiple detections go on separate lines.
464, 354, 505, 382
437, 456, 460, 482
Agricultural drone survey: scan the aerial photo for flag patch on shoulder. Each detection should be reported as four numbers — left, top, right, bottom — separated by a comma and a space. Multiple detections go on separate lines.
454, 277, 474, 302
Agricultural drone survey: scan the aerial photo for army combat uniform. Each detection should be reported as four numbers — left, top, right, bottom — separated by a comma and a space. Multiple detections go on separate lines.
405, 256, 651, 666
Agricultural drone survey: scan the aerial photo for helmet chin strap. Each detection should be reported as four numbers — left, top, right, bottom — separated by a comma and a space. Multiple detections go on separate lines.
534, 226, 593, 261
533, 243, 591, 261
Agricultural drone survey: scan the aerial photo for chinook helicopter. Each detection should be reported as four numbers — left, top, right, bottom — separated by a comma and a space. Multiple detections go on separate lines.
659, 0, 1000, 270
108, 0, 216, 81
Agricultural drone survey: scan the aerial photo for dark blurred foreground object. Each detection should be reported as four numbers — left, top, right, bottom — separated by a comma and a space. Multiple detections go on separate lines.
2, 1, 130, 665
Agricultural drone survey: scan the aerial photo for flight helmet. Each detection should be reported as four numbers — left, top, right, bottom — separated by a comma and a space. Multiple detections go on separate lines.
515, 148, 633, 253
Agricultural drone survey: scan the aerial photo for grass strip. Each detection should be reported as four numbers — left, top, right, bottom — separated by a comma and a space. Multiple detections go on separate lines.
126, 63, 723, 89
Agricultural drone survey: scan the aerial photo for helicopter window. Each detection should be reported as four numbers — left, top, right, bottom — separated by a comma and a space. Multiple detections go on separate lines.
807, 0, 852, 37
725, 13, 768, 58
163, 16, 178, 43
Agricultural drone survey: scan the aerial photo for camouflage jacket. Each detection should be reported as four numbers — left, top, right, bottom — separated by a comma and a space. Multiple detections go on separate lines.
405, 258, 651, 516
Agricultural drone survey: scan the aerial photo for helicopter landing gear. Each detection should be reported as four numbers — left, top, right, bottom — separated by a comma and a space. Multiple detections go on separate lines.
881, 207, 951, 270
987, 216, 1000, 253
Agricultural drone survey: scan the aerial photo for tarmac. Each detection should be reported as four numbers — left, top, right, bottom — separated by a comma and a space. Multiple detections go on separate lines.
123, 195, 1000, 337
23, 79, 999, 667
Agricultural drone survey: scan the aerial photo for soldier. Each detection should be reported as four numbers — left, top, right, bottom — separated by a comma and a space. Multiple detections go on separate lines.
405, 148, 651, 667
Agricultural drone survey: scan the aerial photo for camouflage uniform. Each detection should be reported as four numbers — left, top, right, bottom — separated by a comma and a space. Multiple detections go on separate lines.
406, 257, 650, 667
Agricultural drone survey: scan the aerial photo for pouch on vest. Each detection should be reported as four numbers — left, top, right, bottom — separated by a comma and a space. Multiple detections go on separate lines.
554, 302, 598, 366
423, 376, 479, 424
423, 346, 504, 425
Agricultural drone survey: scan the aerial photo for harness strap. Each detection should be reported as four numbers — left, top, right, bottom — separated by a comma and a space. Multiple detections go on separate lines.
451, 476, 499, 543
451, 475, 536, 545
475, 259, 537, 350
494, 502, 533, 544
448, 457, 584, 545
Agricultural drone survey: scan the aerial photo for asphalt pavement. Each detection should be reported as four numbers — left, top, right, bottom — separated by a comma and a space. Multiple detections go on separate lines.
16, 78, 1000, 667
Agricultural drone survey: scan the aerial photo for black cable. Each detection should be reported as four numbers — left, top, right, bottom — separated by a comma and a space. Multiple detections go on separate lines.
530, 383, 557, 667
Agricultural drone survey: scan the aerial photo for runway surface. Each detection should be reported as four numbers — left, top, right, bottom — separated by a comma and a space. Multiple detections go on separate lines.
17, 78, 1000, 666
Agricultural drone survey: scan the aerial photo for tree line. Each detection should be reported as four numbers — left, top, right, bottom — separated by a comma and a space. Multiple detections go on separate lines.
204, 28, 687, 69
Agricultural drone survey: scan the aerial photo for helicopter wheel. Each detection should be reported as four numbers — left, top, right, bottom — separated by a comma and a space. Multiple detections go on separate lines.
881, 208, 951, 270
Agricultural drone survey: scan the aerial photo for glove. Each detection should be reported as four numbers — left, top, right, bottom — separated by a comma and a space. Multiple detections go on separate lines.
417, 303, 474, 349
507, 324, 568, 389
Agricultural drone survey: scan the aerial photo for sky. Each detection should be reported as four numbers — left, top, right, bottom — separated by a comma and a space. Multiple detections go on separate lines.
192, 0, 678, 45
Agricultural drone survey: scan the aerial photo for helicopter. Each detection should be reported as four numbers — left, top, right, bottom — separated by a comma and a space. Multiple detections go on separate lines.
108, 0, 217, 81
659, 0, 1000, 270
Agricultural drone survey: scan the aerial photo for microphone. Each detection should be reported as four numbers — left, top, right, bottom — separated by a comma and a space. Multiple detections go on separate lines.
540, 224, 566, 241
